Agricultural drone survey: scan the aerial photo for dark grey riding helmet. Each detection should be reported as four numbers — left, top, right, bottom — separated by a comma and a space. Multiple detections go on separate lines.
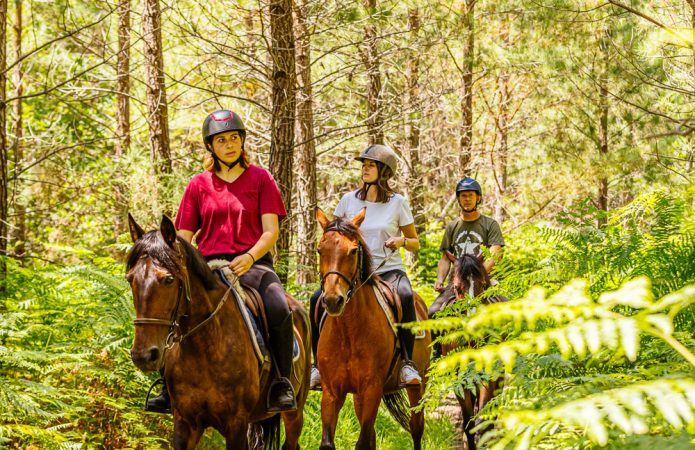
456, 177, 482, 203
354, 144, 398, 180
202, 109, 246, 150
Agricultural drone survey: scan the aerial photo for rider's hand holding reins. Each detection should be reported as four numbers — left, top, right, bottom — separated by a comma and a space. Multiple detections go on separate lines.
384, 236, 405, 249
230, 254, 253, 276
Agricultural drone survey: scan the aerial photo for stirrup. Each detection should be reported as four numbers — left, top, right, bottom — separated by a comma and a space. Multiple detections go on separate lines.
310, 366, 322, 391
144, 378, 171, 413
266, 377, 297, 412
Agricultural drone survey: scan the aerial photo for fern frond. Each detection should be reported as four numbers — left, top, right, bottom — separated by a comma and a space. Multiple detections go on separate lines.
490, 378, 695, 449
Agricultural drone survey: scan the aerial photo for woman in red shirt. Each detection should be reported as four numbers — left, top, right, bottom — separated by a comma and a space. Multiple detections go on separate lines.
147, 109, 296, 413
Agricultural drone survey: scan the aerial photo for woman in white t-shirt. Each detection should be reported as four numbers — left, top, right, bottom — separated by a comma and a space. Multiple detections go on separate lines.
310, 144, 422, 389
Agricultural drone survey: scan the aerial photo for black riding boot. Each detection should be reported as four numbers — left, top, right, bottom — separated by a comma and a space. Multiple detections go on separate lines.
145, 376, 171, 413
267, 312, 297, 412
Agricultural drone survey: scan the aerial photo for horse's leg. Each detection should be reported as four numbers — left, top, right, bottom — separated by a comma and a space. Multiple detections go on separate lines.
282, 409, 304, 450
320, 390, 346, 450
473, 380, 499, 444
353, 388, 382, 450
173, 418, 204, 450
406, 387, 425, 450
457, 392, 477, 450
224, 419, 249, 450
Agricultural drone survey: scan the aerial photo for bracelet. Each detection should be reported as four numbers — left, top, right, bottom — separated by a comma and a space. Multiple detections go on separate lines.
246, 253, 256, 263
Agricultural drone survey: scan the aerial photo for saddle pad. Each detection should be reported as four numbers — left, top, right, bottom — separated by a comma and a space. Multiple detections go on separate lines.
372, 284, 399, 336
209, 262, 266, 364
209, 261, 300, 363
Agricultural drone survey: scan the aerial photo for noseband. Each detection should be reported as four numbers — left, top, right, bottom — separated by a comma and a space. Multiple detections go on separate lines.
131, 242, 232, 347
319, 233, 364, 306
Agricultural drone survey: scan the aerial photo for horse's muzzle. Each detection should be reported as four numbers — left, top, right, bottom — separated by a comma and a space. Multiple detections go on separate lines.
323, 294, 346, 316
130, 345, 163, 372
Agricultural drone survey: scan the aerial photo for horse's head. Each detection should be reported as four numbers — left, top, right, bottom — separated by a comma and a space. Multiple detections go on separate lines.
126, 214, 189, 372
445, 251, 491, 301
316, 207, 373, 316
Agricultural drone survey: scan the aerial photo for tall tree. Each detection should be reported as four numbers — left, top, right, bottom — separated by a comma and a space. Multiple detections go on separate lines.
459, 0, 476, 175
142, 0, 170, 175
404, 8, 424, 238
0, 0, 7, 285
268, 0, 296, 281
493, 24, 510, 224
362, 0, 383, 144
116, 0, 130, 157
294, 0, 317, 285
597, 34, 610, 227
11, 0, 23, 258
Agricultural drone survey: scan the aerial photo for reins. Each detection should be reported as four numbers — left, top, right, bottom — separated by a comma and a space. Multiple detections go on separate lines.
132, 242, 234, 348
319, 225, 395, 305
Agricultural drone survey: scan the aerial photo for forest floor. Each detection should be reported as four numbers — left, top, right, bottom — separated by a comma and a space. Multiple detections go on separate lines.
432, 393, 466, 450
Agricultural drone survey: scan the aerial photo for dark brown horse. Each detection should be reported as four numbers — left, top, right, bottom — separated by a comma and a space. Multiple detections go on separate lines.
315, 208, 431, 450
443, 251, 507, 450
126, 215, 310, 450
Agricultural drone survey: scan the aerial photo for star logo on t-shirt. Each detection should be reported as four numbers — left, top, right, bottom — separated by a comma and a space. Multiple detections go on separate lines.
454, 230, 483, 257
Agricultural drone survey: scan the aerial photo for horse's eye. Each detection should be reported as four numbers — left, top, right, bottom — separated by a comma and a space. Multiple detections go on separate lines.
162, 275, 175, 286
125, 273, 134, 283
348, 248, 357, 256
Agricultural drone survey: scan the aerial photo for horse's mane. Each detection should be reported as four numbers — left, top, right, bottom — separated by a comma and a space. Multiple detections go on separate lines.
126, 231, 219, 290
455, 253, 491, 289
325, 217, 376, 285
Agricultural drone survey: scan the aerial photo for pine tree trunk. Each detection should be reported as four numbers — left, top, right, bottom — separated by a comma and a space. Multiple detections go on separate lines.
597, 37, 609, 228
116, 0, 130, 157
142, 0, 170, 175
113, 0, 130, 237
493, 27, 509, 224
0, 0, 8, 287
294, 0, 317, 285
268, 0, 296, 282
459, 0, 475, 175
688, 0, 695, 174
11, 0, 23, 259
363, 0, 383, 145
404, 8, 424, 245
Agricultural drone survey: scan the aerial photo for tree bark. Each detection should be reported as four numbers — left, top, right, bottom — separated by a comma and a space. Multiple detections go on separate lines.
11, 0, 23, 259
493, 26, 509, 224
116, 0, 130, 157
597, 37, 609, 228
268, 0, 296, 282
404, 8, 424, 240
142, 0, 170, 175
0, 0, 8, 286
294, 0, 317, 285
459, 0, 475, 175
112, 0, 130, 238
363, 0, 383, 145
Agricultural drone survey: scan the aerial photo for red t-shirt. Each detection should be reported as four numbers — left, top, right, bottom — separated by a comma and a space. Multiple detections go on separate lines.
175, 165, 287, 257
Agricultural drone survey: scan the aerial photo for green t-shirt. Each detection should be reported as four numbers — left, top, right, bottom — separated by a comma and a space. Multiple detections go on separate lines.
439, 215, 505, 258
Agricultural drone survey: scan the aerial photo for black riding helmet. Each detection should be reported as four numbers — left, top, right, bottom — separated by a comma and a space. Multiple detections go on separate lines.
202, 109, 246, 150
456, 177, 482, 204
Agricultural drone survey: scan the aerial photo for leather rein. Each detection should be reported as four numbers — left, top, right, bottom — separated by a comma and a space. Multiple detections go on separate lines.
319, 227, 392, 306
132, 244, 233, 348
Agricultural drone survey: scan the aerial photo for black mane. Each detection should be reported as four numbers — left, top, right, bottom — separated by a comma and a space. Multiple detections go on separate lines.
455, 253, 491, 289
324, 217, 376, 284
126, 232, 220, 290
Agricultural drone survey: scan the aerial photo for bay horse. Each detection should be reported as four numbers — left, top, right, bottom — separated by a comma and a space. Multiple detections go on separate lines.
442, 251, 507, 450
315, 208, 431, 450
126, 214, 310, 450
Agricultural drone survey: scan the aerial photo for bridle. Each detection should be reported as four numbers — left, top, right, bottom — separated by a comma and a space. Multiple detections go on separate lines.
318, 226, 393, 306
131, 242, 232, 348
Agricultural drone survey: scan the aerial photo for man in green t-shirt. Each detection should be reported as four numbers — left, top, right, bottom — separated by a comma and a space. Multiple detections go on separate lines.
428, 177, 504, 320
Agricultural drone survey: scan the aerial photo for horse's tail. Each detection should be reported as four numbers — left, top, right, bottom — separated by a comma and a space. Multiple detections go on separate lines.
259, 414, 281, 450
383, 390, 411, 431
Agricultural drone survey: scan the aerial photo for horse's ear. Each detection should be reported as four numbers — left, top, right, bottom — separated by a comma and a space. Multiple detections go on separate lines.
160, 215, 177, 248
444, 250, 457, 264
351, 207, 366, 227
128, 213, 145, 243
316, 207, 330, 230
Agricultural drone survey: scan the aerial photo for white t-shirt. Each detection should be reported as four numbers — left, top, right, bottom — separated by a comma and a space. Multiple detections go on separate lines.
334, 190, 414, 274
